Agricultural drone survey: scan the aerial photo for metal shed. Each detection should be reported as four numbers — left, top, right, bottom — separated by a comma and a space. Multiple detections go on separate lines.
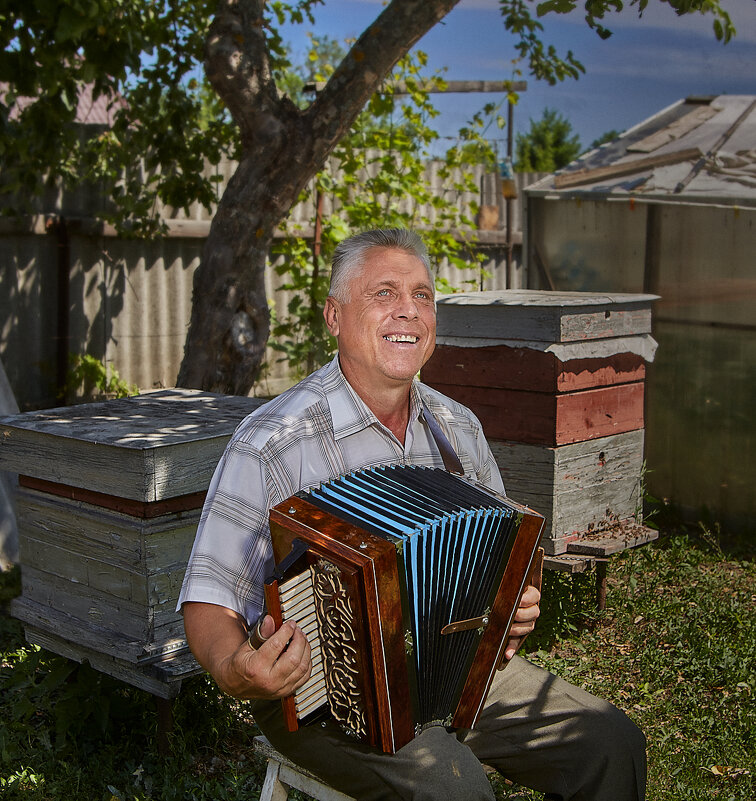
524, 94, 756, 533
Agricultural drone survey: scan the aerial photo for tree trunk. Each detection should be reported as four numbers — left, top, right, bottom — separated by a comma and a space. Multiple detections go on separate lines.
174, 162, 274, 395
177, 0, 461, 395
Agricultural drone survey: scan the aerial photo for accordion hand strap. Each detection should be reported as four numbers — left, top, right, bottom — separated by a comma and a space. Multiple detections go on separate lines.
421, 405, 465, 476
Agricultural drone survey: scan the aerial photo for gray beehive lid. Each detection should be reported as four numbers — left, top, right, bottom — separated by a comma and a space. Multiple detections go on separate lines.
435, 290, 659, 346
0, 389, 266, 502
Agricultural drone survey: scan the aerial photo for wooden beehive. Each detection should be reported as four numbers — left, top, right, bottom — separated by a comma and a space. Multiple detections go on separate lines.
0, 389, 265, 697
421, 290, 659, 555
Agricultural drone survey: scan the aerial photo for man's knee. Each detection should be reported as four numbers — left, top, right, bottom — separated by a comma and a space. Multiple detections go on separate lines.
568, 698, 647, 799
396, 726, 495, 801
577, 698, 646, 762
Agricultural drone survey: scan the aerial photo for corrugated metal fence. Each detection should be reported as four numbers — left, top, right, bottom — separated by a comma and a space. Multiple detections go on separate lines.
0, 163, 544, 410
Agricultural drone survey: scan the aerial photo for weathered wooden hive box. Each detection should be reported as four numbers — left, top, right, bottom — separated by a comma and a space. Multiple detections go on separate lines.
0, 389, 265, 697
421, 290, 659, 555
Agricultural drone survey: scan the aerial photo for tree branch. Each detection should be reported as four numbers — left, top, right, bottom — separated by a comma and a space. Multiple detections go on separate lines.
204, 0, 299, 148
304, 0, 461, 159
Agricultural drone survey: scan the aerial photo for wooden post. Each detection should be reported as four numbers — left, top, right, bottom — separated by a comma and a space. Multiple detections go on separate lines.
595, 559, 609, 612
643, 204, 662, 295
505, 99, 515, 288
156, 697, 174, 757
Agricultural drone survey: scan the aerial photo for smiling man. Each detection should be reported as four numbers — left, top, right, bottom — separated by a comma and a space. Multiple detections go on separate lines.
179, 229, 646, 801
323, 243, 437, 441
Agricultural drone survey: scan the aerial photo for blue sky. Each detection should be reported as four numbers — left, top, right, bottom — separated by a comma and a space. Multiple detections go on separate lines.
280, 0, 755, 153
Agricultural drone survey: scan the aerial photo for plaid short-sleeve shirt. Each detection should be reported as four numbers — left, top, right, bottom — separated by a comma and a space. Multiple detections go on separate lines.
177, 355, 505, 625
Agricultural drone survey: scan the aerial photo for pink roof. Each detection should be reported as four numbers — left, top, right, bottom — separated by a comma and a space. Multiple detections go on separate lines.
2, 81, 127, 125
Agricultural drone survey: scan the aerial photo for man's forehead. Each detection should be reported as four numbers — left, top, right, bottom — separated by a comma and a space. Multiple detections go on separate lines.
356, 247, 433, 287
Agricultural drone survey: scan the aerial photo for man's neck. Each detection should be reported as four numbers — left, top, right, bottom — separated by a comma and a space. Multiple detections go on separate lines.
373, 396, 412, 445
339, 362, 413, 445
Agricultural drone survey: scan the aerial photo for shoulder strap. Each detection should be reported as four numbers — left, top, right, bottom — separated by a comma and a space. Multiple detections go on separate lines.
421, 405, 465, 476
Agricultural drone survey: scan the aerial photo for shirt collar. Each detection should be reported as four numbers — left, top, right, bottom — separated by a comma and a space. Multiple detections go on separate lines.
323, 354, 425, 441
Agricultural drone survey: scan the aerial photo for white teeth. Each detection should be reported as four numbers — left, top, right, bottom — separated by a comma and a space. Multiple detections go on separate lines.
384, 334, 418, 343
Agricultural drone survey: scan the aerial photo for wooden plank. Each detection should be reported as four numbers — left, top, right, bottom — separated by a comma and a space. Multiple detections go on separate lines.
260, 761, 289, 801
277, 763, 356, 801
435, 290, 657, 342
12, 479, 199, 669
12, 591, 151, 661
255, 737, 358, 801
13, 576, 191, 663
422, 344, 645, 393
553, 147, 702, 189
304, 79, 527, 95
18, 623, 201, 698
19, 475, 206, 518
543, 554, 595, 574
567, 525, 658, 556
673, 97, 756, 194
626, 105, 718, 153
554, 383, 644, 445
17, 488, 199, 578
490, 430, 645, 553
431, 382, 644, 446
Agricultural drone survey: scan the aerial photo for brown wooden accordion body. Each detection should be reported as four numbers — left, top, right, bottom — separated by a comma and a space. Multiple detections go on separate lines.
265, 465, 544, 754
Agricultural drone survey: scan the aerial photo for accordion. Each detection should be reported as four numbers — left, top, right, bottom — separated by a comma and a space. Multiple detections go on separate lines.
265, 465, 544, 754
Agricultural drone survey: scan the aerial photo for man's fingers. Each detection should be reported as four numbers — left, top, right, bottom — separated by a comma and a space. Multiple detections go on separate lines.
260, 621, 312, 691
258, 613, 276, 640
508, 621, 536, 640
520, 585, 541, 608
499, 588, 542, 668
505, 637, 522, 661
513, 598, 541, 625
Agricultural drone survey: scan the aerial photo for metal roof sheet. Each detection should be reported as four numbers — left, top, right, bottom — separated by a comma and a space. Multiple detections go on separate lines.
526, 95, 756, 207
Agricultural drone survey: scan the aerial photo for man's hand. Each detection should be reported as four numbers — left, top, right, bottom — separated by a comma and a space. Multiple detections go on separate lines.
182, 602, 311, 700
500, 584, 541, 665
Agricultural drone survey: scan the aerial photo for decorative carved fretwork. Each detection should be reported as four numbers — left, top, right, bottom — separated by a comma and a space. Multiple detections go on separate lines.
311, 560, 367, 738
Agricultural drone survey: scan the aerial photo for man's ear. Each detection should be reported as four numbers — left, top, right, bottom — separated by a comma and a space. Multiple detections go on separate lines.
323, 296, 340, 338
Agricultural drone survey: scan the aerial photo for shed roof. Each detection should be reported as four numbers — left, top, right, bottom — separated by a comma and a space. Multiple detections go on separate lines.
526, 95, 756, 208
2, 81, 126, 126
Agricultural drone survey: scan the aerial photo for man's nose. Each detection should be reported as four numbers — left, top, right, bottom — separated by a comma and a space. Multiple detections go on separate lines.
393, 293, 419, 318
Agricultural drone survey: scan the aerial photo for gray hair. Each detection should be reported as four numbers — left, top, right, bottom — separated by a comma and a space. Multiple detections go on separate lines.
328, 229, 432, 303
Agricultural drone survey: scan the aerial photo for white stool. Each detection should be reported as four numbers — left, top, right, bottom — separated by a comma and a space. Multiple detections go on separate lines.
254, 735, 357, 801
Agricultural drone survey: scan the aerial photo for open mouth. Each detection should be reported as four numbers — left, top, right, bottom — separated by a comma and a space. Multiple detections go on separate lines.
383, 334, 419, 343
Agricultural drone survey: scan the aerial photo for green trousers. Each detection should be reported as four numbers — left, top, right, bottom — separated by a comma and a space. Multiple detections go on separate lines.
251, 656, 646, 801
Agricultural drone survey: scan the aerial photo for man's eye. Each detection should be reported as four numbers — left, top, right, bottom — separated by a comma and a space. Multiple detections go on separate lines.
377, 289, 390, 296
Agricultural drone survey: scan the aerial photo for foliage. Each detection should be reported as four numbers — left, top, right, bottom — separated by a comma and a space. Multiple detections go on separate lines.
0, 1, 326, 235
533, 0, 735, 43
1, 0, 739, 394
589, 128, 621, 149
499, 0, 585, 85
0, 1, 736, 235
2, 526, 753, 800
528, 529, 756, 800
268, 50, 495, 379
0, 1, 217, 235
514, 107, 582, 172
63, 353, 139, 402
274, 32, 344, 108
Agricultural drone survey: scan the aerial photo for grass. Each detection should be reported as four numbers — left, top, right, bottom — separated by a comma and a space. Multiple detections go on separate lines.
1, 523, 754, 801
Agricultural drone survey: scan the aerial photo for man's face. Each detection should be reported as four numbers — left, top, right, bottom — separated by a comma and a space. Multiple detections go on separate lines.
324, 247, 436, 396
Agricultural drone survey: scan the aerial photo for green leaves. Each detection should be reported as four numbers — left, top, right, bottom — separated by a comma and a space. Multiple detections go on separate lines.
499, 0, 585, 84
515, 107, 582, 172
269, 49, 489, 377
518, 0, 737, 45
0, 0, 223, 235
0, 0, 739, 241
